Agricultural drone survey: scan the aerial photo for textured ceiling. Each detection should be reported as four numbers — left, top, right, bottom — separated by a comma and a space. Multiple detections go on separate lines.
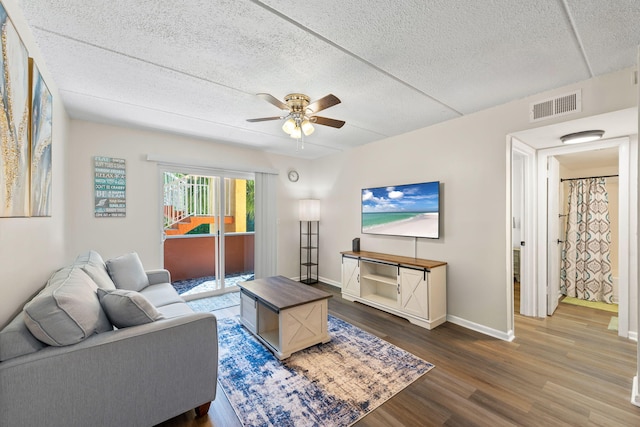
17, 0, 640, 159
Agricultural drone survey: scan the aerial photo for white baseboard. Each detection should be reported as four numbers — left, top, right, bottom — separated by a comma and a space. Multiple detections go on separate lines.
629, 331, 638, 342
319, 276, 341, 288
447, 314, 515, 342
305, 277, 511, 341
288, 276, 341, 289
632, 376, 640, 407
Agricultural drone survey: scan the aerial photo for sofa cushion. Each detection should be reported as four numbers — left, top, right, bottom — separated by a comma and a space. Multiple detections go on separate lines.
106, 252, 149, 292
74, 250, 117, 290
139, 283, 184, 308
97, 289, 164, 328
156, 302, 195, 319
0, 311, 47, 361
23, 267, 112, 346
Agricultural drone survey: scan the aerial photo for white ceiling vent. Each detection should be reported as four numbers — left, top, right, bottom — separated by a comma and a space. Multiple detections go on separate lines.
529, 90, 581, 122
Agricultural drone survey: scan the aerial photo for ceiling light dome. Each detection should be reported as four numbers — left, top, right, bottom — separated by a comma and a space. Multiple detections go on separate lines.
560, 130, 604, 144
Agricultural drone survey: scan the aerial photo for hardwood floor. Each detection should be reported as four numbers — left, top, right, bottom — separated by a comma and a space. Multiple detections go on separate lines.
158, 283, 639, 426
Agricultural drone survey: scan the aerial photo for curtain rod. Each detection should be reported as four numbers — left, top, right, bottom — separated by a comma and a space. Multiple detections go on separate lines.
560, 174, 618, 182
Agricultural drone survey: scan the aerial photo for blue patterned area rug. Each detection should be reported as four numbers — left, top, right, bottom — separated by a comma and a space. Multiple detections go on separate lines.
217, 315, 434, 426
186, 292, 240, 312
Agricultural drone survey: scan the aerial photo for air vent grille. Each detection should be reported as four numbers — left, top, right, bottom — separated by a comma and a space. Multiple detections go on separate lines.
529, 90, 581, 122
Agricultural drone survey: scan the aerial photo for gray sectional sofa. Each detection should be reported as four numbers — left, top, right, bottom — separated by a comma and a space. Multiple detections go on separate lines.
0, 250, 218, 427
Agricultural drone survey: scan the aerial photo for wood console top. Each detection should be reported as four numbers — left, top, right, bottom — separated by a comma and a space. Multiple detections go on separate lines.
238, 275, 332, 312
341, 250, 447, 269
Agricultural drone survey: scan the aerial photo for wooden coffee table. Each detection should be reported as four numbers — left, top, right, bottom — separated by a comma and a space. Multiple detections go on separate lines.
238, 276, 332, 360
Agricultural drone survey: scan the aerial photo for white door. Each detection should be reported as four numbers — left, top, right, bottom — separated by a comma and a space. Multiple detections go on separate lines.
547, 156, 561, 315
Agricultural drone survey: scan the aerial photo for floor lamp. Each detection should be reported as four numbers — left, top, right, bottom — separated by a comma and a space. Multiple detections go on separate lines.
299, 199, 320, 284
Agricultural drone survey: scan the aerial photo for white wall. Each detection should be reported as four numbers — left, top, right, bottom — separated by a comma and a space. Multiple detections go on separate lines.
65, 120, 313, 278
0, 0, 70, 327
313, 68, 637, 335
1, 0, 636, 339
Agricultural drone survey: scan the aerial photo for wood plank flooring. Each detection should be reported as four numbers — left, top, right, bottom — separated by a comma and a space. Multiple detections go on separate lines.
158, 283, 639, 426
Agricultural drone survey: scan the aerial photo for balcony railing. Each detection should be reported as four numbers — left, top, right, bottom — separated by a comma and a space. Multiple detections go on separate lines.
164, 174, 214, 229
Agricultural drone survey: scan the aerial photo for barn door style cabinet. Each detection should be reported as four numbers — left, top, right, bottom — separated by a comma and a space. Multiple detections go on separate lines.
340, 250, 447, 330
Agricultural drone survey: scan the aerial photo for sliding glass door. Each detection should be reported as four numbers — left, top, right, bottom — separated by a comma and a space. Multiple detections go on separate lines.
162, 167, 255, 299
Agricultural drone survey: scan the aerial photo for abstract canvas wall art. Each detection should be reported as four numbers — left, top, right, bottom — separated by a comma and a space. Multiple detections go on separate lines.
29, 59, 52, 216
0, 3, 29, 217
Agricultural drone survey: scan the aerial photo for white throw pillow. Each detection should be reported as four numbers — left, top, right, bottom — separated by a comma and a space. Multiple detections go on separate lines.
105, 252, 149, 292
97, 289, 164, 329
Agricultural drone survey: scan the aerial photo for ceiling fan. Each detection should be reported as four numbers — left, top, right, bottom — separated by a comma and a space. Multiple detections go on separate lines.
247, 93, 345, 148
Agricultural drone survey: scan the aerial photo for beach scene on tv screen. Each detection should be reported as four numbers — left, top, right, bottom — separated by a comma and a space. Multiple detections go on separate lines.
362, 182, 439, 239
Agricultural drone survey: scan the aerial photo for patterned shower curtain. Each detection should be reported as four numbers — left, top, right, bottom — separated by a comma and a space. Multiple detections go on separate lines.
560, 178, 613, 303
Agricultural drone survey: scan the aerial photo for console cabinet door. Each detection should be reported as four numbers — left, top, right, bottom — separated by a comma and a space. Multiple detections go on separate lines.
341, 256, 360, 297
399, 267, 428, 319
240, 291, 258, 333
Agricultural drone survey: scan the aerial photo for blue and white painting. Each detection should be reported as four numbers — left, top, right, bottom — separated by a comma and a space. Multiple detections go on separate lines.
362, 181, 440, 239
0, 3, 29, 217
30, 59, 53, 217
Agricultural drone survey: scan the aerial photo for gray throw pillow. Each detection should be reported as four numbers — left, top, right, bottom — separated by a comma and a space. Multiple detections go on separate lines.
97, 289, 163, 329
24, 267, 112, 346
105, 252, 149, 292
75, 250, 117, 290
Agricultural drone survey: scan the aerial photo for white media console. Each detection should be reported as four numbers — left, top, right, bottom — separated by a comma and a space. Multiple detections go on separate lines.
340, 251, 447, 330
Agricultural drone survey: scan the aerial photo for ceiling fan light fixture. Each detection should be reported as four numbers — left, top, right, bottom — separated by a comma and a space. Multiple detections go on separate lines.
560, 130, 604, 144
248, 93, 343, 148
282, 118, 296, 135
301, 119, 314, 136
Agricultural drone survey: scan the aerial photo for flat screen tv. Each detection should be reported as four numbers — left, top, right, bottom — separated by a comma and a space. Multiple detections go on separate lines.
361, 181, 440, 239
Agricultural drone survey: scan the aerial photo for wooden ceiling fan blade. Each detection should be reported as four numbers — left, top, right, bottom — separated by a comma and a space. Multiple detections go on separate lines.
257, 93, 288, 110
307, 94, 341, 114
246, 116, 282, 122
311, 116, 345, 128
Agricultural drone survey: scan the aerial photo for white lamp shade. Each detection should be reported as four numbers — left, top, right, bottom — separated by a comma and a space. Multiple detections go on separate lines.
282, 118, 296, 134
299, 199, 320, 221
301, 119, 315, 136
290, 126, 302, 139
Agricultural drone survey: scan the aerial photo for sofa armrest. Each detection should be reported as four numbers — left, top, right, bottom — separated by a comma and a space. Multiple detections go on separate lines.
146, 268, 171, 285
0, 312, 217, 427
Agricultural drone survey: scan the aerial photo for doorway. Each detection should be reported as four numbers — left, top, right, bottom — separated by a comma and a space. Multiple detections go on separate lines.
511, 135, 633, 339
161, 167, 255, 300
537, 138, 630, 337
550, 148, 620, 325
511, 138, 536, 319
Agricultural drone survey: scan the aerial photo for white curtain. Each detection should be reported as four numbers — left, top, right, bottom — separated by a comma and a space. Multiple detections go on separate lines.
254, 172, 278, 278
560, 178, 614, 303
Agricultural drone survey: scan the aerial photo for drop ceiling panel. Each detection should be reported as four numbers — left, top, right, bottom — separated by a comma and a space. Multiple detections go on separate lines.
565, 0, 640, 75
17, 0, 640, 159
29, 17, 458, 148
259, 0, 591, 113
